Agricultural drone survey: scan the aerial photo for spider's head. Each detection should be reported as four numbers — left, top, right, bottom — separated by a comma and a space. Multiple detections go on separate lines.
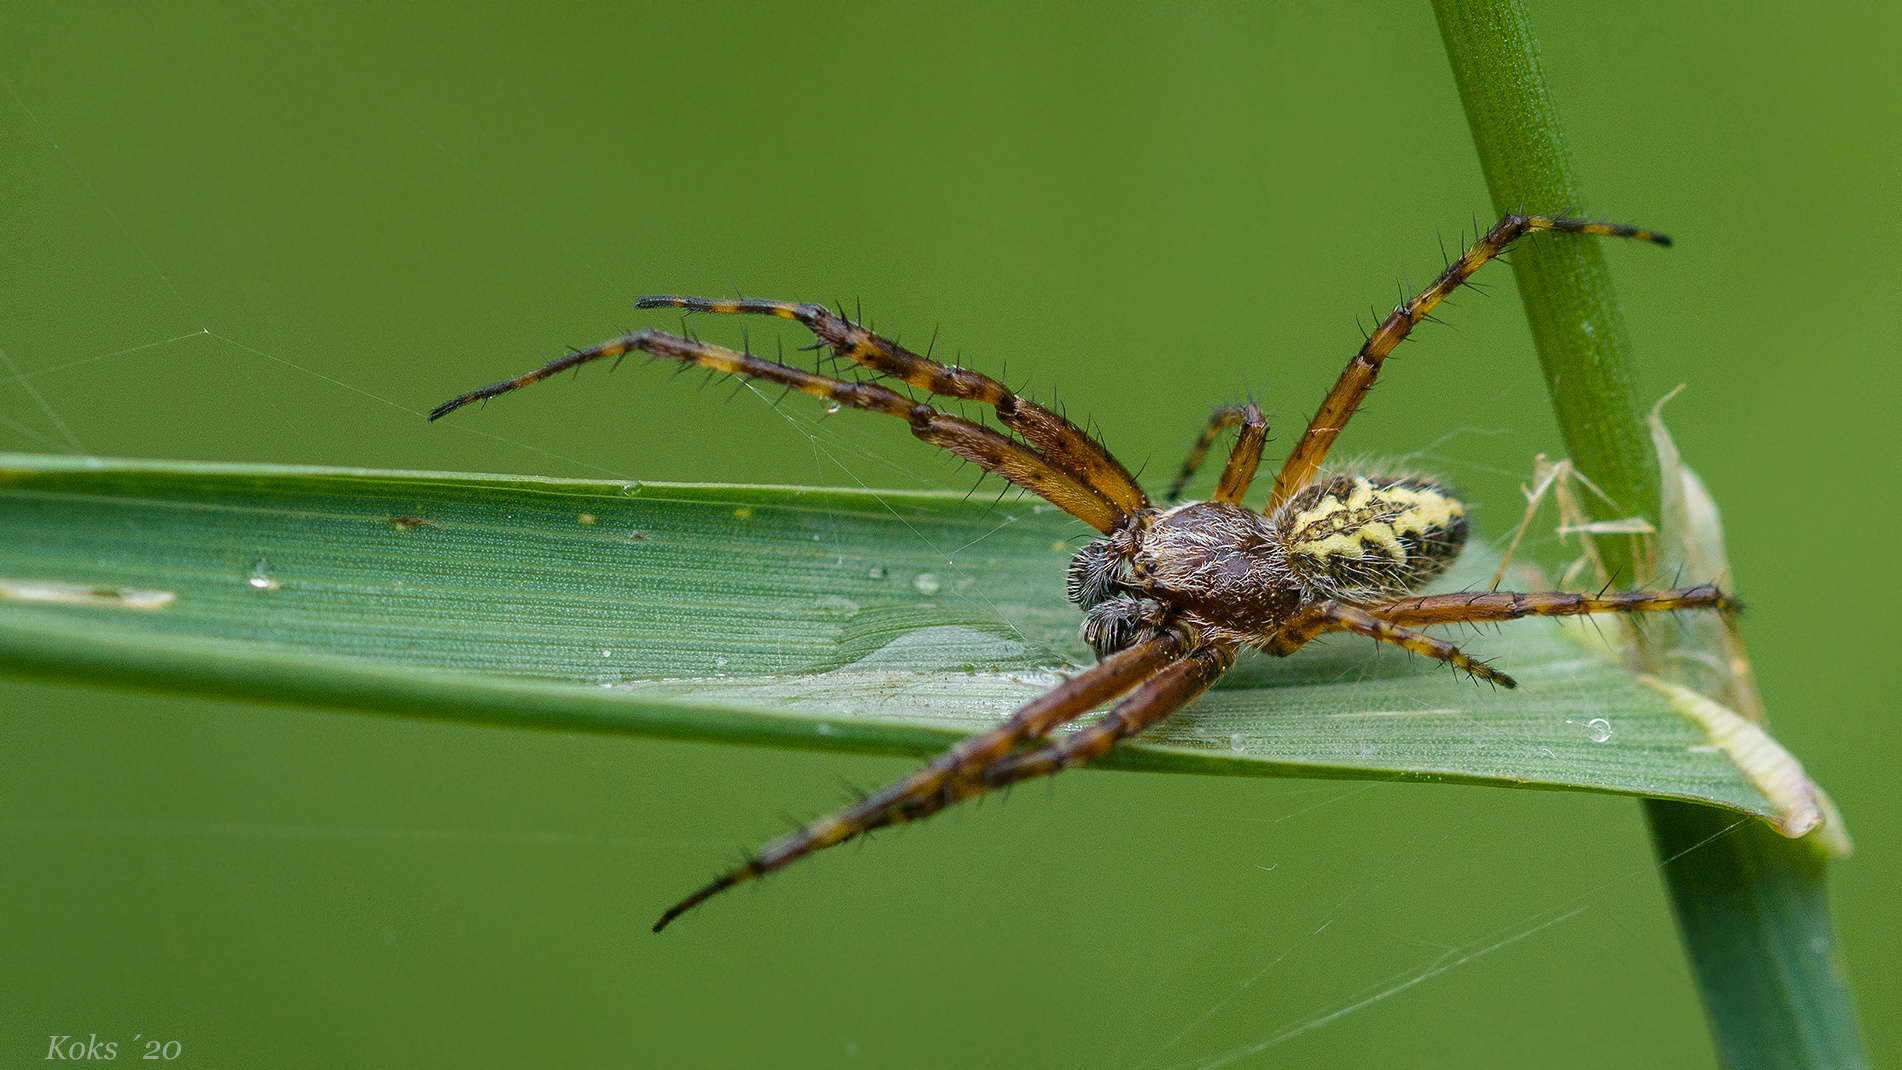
1068, 529, 1165, 657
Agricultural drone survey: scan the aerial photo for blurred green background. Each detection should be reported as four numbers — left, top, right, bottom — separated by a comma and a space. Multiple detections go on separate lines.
2, 2, 1895, 1066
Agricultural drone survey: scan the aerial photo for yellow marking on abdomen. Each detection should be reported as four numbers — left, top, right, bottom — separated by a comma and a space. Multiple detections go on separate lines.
1287, 480, 1465, 569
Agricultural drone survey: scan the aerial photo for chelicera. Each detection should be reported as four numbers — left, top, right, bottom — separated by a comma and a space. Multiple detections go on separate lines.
431, 212, 1734, 931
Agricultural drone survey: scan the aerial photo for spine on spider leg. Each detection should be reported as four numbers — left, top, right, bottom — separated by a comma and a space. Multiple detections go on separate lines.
1434, 3, 1866, 1068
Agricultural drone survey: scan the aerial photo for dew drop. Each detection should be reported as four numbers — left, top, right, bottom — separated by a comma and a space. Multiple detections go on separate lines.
247, 560, 280, 591
1228, 733, 1246, 754
868, 566, 887, 580
602, 649, 612, 658
912, 572, 942, 595
714, 655, 728, 669
1586, 717, 1613, 743
825, 402, 842, 414
621, 481, 644, 496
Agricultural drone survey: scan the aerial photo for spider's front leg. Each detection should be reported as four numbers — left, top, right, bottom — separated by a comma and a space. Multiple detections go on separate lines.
651, 631, 1190, 931
635, 295, 1151, 518
982, 643, 1235, 785
430, 326, 1131, 533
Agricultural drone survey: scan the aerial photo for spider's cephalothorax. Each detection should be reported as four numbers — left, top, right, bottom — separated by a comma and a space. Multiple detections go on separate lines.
1070, 475, 1470, 657
432, 212, 1736, 932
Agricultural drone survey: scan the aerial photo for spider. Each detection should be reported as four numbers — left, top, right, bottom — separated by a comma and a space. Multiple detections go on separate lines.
430, 212, 1736, 932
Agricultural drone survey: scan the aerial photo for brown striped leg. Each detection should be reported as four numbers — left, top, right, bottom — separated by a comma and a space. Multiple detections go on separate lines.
637, 296, 1149, 519
1213, 403, 1269, 505
431, 328, 1128, 533
1165, 403, 1268, 505
651, 631, 1190, 931
982, 644, 1235, 785
1371, 585, 1737, 628
1270, 601, 1516, 687
1266, 215, 1672, 510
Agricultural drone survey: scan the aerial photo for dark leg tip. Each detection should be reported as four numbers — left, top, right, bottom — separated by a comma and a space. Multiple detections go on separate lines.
426, 397, 470, 421
652, 901, 692, 933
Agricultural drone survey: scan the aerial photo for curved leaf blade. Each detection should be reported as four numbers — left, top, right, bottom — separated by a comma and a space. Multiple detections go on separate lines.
0, 453, 1776, 818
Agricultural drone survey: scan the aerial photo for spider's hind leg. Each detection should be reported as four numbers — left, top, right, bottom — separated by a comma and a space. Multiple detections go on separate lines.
1373, 585, 1737, 628
1267, 214, 1672, 509
1271, 600, 1516, 687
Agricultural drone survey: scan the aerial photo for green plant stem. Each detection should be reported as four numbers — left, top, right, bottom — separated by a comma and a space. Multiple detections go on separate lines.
1434, 0, 1658, 568
1432, 2, 1866, 1067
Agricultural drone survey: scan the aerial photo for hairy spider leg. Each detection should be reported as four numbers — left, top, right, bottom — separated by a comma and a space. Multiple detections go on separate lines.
1165, 403, 1269, 505
1165, 405, 1247, 503
1267, 214, 1672, 510
430, 329, 1128, 533
637, 296, 1149, 521
652, 632, 1191, 931
982, 643, 1235, 785
1371, 585, 1736, 628
1274, 585, 1740, 689
1269, 601, 1516, 687
1213, 403, 1269, 505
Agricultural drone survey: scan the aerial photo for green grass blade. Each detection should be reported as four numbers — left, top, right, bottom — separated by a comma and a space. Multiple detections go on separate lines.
1433, 1, 1866, 1065
0, 452, 1788, 815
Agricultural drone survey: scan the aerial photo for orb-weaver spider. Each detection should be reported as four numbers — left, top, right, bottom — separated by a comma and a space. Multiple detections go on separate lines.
431, 212, 1734, 932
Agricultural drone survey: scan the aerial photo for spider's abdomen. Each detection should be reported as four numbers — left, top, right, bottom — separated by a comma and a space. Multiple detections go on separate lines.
1274, 475, 1467, 601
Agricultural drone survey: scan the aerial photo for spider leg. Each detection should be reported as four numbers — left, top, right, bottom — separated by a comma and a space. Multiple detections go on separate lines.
1266, 214, 1672, 510
651, 631, 1190, 931
637, 296, 1149, 517
1270, 601, 1516, 687
431, 329, 1128, 533
1165, 403, 1268, 506
1371, 585, 1736, 628
1165, 406, 1246, 504
1213, 403, 1268, 506
981, 643, 1235, 786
